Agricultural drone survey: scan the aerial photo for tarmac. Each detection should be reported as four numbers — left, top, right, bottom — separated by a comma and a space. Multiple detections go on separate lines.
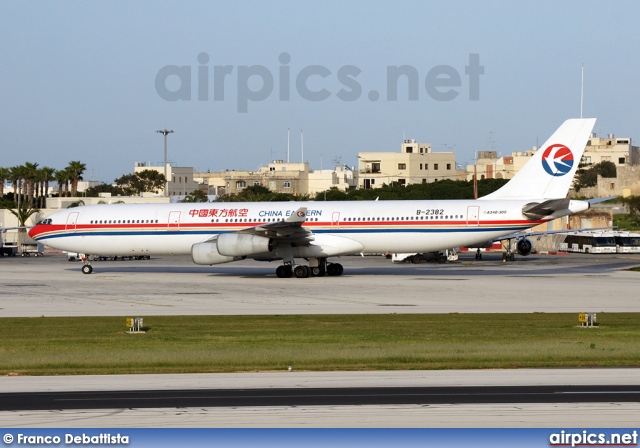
1, 251, 640, 317
1, 251, 640, 427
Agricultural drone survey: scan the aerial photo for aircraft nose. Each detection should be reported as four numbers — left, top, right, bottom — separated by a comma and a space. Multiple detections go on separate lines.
28, 225, 40, 239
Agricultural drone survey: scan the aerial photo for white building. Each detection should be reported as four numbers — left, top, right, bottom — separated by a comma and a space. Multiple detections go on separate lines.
133, 162, 201, 196
582, 133, 639, 166
195, 161, 357, 197
358, 139, 463, 189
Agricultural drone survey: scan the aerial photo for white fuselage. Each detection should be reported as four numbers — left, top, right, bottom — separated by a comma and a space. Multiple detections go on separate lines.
30, 199, 547, 258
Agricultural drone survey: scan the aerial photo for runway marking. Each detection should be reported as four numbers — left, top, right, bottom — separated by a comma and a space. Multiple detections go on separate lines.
3, 284, 47, 287
175, 292, 221, 295
412, 278, 468, 281
378, 304, 417, 307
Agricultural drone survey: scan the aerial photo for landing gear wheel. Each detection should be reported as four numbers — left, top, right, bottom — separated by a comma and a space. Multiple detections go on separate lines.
276, 265, 293, 278
81, 264, 93, 274
510, 253, 515, 262
311, 266, 325, 277
327, 263, 344, 276
293, 265, 310, 278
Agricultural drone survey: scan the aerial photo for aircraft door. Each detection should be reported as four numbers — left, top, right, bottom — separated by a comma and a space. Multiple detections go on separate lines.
168, 211, 181, 231
466, 206, 480, 226
65, 212, 79, 232
331, 212, 340, 229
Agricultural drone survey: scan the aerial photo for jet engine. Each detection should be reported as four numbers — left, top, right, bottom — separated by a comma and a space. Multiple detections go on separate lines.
191, 242, 245, 265
516, 238, 533, 256
216, 233, 273, 256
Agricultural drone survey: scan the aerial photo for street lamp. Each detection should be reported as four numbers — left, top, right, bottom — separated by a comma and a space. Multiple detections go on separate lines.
156, 129, 174, 196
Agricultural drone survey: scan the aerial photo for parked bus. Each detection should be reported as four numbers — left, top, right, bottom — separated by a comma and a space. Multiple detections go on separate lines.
614, 232, 640, 253
559, 231, 617, 254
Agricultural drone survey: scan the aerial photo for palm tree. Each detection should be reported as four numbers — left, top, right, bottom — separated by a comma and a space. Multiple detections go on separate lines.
55, 169, 70, 198
65, 161, 86, 197
10, 165, 26, 210
40, 166, 56, 208
8, 201, 40, 245
0, 167, 9, 198
23, 162, 39, 207
67, 199, 85, 208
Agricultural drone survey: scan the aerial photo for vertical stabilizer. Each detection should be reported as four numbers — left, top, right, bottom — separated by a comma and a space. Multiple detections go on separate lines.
480, 118, 596, 200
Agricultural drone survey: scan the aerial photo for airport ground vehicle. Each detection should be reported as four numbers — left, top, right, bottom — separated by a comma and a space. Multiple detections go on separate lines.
66, 252, 150, 261
1, 231, 18, 256
20, 242, 45, 257
390, 249, 458, 263
559, 231, 617, 254
614, 231, 640, 253
1, 241, 18, 256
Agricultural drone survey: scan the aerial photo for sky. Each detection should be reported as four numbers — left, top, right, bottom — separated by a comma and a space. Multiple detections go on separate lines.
2, 0, 639, 184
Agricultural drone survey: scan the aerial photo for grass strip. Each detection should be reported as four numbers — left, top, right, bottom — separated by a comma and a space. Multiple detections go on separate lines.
1, 313, 639, 375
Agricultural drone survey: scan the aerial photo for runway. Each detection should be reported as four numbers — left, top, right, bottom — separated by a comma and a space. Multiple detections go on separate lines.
1, 251, 639, 427
3, 385, 640, 411
2, 369, 640, 427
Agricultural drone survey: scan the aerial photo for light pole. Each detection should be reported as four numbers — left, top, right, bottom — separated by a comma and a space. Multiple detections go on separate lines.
156, 129, 174, 196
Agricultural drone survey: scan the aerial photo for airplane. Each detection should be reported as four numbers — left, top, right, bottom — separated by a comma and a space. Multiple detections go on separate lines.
29, 118, 596, 278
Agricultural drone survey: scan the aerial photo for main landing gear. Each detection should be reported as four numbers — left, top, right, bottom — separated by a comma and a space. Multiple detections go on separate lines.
275, 258, 344, 278
501, 239, 516, 262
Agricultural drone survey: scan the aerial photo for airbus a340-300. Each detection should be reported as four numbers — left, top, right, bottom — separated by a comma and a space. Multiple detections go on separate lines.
29, 118, 596, 278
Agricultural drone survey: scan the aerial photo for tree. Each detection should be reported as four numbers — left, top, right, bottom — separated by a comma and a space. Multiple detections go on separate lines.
7, 201, 40, 245
67, 200, 85, 208
180, 189, 209, 202
65, 161, 87, 197
55, 169, 70, 197
621, 196, 640, 220
0, 167, 9, 198
314, 187, 349, 201
23, 162, 39, 207
574, 161, 617, 192
593, 160, 617, 178
84, 183, 126, 197
39, 167, 57, 208
10, 165, 27, 211
114, 170, 166, 196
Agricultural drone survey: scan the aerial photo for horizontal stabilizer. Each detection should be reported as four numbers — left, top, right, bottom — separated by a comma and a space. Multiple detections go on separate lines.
522, 198, 589, 220
587, 197, 618, 205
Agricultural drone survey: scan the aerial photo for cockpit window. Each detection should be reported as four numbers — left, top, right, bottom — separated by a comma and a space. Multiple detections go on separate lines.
38, 218, 53, 225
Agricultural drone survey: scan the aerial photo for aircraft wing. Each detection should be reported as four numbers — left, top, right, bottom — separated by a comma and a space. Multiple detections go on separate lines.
497, 226, 616, 242
1, 226, 30, 233
468, 226, 616, 251
238, 206, 314, 245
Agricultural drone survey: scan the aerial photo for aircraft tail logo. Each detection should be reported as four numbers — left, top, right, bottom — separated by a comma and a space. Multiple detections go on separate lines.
541, 144, 574, 176
479, 118, 595, 200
